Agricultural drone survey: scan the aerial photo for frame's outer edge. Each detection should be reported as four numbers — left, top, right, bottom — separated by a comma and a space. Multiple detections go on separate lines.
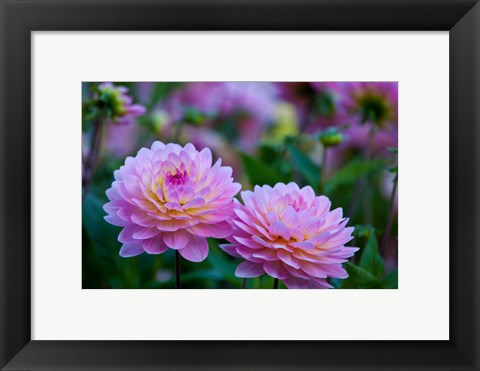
0, 0, 479, 370
0, 0, 32, 369
0, 0, 478, 31
450, 2, 480, 369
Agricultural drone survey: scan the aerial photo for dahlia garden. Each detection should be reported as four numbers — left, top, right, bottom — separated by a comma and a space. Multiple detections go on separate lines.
82, 82, 398, 289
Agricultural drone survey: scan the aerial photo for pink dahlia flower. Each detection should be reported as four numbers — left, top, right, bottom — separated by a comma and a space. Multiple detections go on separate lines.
221, 183, 358, 288
103, 141, 241, 262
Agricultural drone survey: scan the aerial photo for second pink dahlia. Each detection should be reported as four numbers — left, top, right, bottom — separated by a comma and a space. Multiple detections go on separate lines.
221, 183, 358, 288
104, 141, 241, 262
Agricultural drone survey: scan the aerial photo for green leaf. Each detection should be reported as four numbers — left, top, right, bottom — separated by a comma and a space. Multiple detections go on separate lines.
286, 143, 321, 186
83, 194, 141, 288
82, 194, 120, 251
239, 152, 287, 186
358, 227, 385, 278
182, 269, 224, 282
324, 158, 386, 193
206, 239, 241, 286
382, 269, 398, 289
387, 147, 398, 154
148, 82, 181, 109
340, 262, 383, 289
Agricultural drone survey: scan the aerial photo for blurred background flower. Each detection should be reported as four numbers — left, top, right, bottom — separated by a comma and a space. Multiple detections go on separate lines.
82, 81, 398, 289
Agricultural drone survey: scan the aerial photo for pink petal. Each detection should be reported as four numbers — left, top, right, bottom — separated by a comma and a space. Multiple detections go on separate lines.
143, 234, 169, 254
303, 217, 323, 237
132, 227, 160, 240
308, 232, 330, 246
289, 228, 304, 241
277, 250, 301, 269
316, 264, 349, 278
235, 261, 265, 278
235, 246, 264, 263
118, 224, 137, 243
104, 214, 128, 227
280, 206, 300, 228
197, 147, 212, 171
164, 202, 183, 211
252, 248, 278, 261
183, 197, 206, 209
268, 221, 291, 240
178, 235, 209, 262
119, 243, 144, 257
252, 235, 273, 248
232, 219, 257, 235
187, 221, 233, 238
219, 243, 241, 258
130, 212, 156, 227
300, 186, 316, 203
263, 261, 289, 280
283, 276, 310, 289
156, 219, 196, 232
283, 264, 311, 280
290, 241, 315, 250
163, 230, 189, 250
299, 261, 328, 278
232, 236, 263, 250
310, 277, 333, 289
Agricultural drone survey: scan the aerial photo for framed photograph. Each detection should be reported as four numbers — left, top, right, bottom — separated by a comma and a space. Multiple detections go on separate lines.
1, 0, 479, 370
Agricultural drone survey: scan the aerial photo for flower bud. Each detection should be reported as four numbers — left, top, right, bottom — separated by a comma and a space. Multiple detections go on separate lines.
319, 127, 344, 147
95, 82, 146, 125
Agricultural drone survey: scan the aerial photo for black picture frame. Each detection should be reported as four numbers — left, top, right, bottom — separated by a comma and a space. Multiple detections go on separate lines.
1, 0, 479, 370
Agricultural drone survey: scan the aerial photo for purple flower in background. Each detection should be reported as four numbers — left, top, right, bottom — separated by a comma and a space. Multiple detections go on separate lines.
103, 142, 241, 262
221, 183, 358, 289
96, 82, 146, 125
338, 82, 398, 155
162, 82, 278, 152
276, 82, 346, 132
103, 120, 142, 158
339, 82, 398, 127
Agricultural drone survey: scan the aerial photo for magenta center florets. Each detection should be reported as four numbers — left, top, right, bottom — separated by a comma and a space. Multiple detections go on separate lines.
166, 169, 188, 186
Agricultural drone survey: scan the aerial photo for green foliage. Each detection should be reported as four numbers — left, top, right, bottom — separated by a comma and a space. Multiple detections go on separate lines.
382, 269, 398, 289
340, 226, 397, 289
324, 157, 387, 193
240, 152, 289, 186
341, 262, 383, 289
285, 142, 321, 187
206, 239, 242, 287
358, 226, 385, 277
148, 82, 181, 109
315, 93, 336, 116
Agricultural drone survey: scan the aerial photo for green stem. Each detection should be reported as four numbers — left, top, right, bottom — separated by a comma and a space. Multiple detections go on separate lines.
172, 121, 182, 143
82, 117, 105, 201
380, 174, 398, 255
347, 124, 376, 220
241, 278, 247, 289
273, 278, 279, 289
363, 125, 376, 225
175, 250, 181, 289
320, 146, 328, 193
